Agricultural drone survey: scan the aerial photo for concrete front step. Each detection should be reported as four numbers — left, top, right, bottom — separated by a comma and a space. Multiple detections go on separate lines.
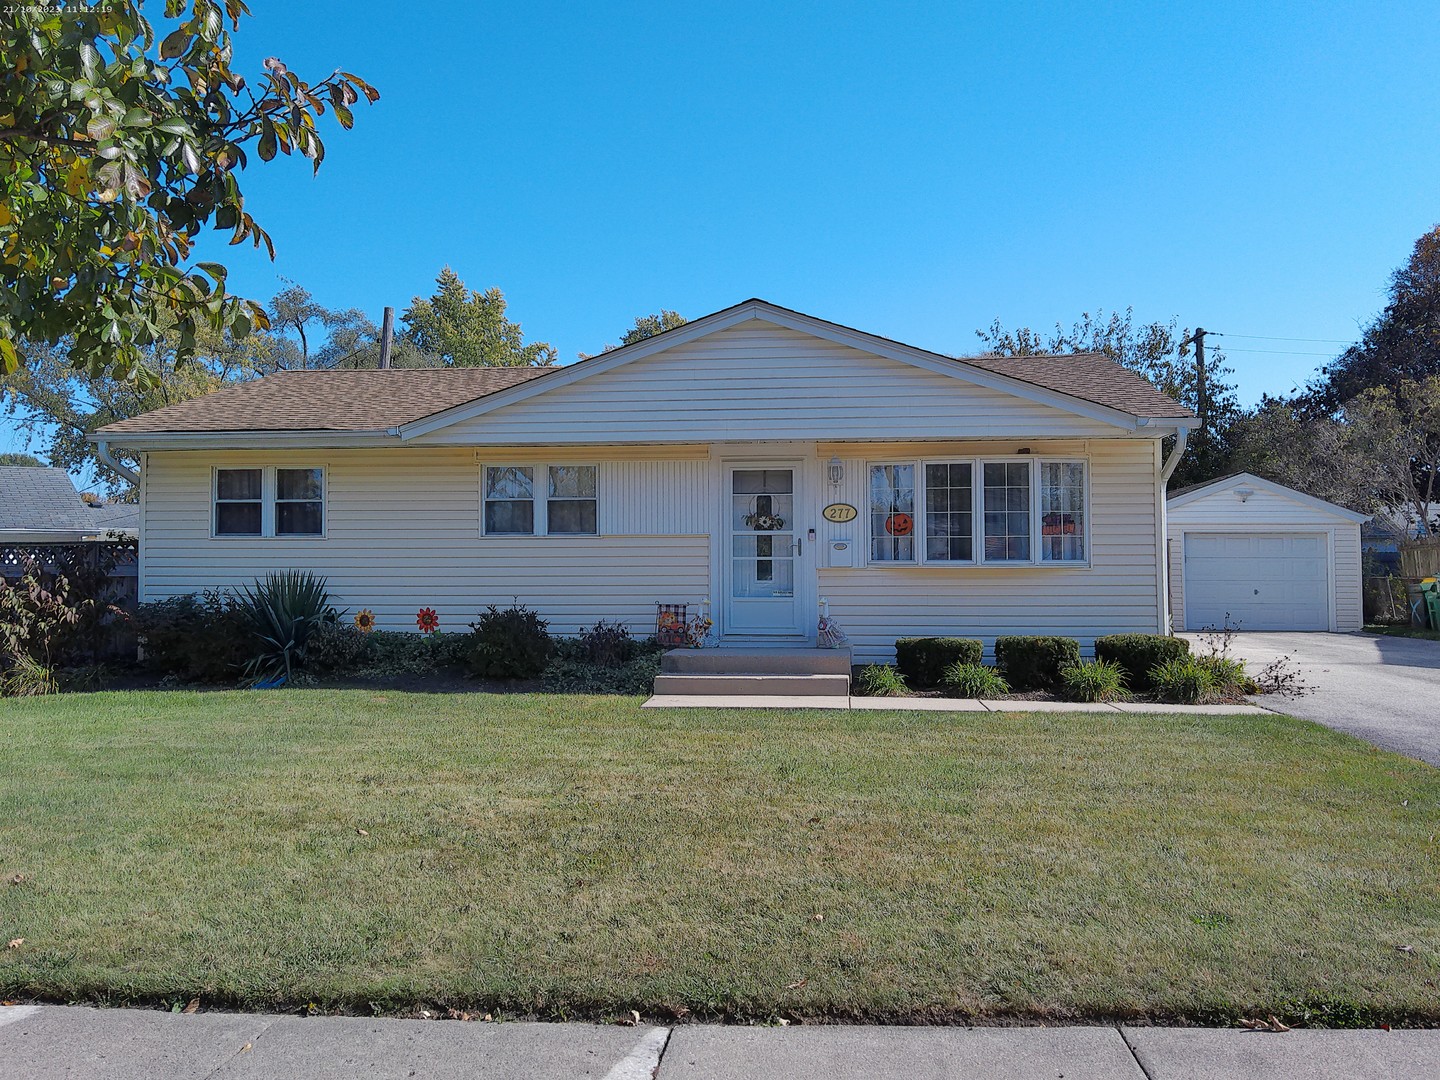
652, 673, 851, 697
661, 647, 852, 675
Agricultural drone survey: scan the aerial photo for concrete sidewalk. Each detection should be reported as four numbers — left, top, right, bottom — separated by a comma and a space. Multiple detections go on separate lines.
644, 694, 1273, 714
3, 1005, 1437, 1079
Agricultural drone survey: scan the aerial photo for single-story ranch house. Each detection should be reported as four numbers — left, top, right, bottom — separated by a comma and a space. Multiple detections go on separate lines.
93, 300, 1197, 662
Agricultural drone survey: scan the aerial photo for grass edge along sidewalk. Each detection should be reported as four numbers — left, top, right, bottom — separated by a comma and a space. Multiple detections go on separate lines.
1, 690, 1436, 1027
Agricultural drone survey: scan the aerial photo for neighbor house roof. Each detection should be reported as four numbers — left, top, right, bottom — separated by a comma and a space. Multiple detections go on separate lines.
0, 466, 139, 536
1166, 471, 1369, 523
95, 367, 549, 435
94, 299, 1195, 439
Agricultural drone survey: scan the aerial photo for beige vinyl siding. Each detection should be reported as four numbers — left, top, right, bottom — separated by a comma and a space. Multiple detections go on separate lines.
816, 439, 1164, 662
412, 323, 1129, 445
141, 448, 710, 636
1166, 480, 1364, 632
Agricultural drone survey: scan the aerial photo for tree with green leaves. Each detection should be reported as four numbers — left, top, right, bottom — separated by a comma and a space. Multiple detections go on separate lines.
580, 310, 689, 358
0, 0, 377, 379
1306, 225, 1440, 412
975, 308, 1238, 487
401, 269, 555, 367
0, 452, 45, 466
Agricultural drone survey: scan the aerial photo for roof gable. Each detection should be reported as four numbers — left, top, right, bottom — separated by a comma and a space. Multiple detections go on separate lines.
400, 299, 1193, 441
1167, 472, 1369, 523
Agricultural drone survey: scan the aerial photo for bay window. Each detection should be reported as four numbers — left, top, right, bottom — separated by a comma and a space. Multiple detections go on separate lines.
867, 457, 1088, 566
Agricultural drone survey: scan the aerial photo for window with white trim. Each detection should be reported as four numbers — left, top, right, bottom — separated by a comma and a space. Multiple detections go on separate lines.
869, 463, 915, 562
547, 465, 597, 535
482, 464, 599, 536
1040, 460, 1086, 562
982, 461, 1031, 562
276, 468, 324, 536
484, 467, 535, 535
213, 466, 324, 538
214, 468, 262, 536
866, 457, 1089, 566
924, 462, 973, 562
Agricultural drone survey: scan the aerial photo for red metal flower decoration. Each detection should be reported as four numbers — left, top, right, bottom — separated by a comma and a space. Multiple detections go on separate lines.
416, 607, 440, 634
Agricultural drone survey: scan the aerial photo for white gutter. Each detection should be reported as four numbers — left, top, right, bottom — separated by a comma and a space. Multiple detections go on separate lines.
1159, 426, 1191, 483
94, 439, 140, 487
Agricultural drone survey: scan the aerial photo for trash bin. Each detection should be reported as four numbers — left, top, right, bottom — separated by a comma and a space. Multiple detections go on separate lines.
1421, 578, 1440, 631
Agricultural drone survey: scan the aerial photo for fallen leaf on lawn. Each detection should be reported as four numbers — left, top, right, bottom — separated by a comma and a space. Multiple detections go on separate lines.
811, 913, 824, 922
1397, 945, 1415, 953
1238, 1018, 1267, 1030
615, 1009, 641, 1026
785, 979, 808, 990
776, 1017, 790, 1026
6, 939, 22, 950
806, 815, 821, 825
8, 874, 30, 886
183, 998, 199, 1014
239, 1042, 252, 1053
482, 1013, 493, 1022
1382, 1024, 1392, 1031
445, 1007, 472, 1021
1267, 1016, 1291, 1032
356, 828, 369, 836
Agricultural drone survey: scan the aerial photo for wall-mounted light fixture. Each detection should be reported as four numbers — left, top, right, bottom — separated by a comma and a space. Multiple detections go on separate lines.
1234, 487, 1255, 503
828, 457, 844, 486
1017, 446, 1032, 455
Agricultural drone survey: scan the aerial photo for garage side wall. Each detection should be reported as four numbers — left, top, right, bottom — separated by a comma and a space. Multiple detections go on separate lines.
1166, 484, 1363, 632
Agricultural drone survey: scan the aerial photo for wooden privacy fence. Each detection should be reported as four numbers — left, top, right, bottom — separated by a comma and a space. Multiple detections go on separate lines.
1399, 537, 1440, 579
0, 539, 139, 662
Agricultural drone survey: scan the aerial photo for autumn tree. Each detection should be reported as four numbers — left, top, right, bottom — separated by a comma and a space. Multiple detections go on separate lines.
1307, 225, 1440, 412
401, 269, 555, 367
0, 1, 377, 379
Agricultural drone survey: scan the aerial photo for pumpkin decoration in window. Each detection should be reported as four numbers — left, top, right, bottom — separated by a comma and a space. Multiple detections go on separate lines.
884, 512, 914, 537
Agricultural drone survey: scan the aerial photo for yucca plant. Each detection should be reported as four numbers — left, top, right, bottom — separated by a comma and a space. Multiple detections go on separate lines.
233, 571, 339, 685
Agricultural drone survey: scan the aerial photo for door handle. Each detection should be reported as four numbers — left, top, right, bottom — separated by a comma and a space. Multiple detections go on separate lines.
793, 538, 803, 556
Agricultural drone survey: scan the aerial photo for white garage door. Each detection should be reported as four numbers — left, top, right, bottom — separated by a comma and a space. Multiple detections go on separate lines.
1183, 532, 1330, 631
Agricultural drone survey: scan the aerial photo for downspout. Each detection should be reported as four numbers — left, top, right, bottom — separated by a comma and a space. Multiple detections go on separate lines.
1160, 426, 1190, 482
1156, 426, 1192, 633
94, 439, 140, 487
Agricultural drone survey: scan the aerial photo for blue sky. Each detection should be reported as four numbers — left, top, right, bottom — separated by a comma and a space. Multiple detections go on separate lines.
4, 0, 1437, 461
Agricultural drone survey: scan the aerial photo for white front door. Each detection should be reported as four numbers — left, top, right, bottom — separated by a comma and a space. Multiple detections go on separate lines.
725, 465, 805, 637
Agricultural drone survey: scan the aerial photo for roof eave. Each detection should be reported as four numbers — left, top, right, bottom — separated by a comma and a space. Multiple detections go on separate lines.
87, 429, 399, 451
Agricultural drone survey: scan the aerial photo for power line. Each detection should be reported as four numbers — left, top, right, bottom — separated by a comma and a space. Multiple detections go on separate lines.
1213, 333, 1354, 344
1217, 346, 1340, 357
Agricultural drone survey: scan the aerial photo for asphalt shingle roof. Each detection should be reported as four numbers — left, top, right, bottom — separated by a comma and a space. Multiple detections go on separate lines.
0, 466, 138, 534
95, 367, 551, 435
957, 352, 1196, 420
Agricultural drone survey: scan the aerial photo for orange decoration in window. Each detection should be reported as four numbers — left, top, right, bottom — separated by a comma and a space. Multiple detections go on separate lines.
885, 512, 914, 537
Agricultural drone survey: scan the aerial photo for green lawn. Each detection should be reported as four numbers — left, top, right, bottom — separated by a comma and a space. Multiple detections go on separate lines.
1365, 623, 1440, 641
1, 691, 1437, 1025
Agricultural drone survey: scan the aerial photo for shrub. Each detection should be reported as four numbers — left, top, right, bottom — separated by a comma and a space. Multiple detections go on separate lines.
307, 624, 473, 680
0, 562, 91, 690
894, 637, 983, 687
1197, 654, 1249, 694
305, 622, 377, 676
468, 603, 552, 679
854, 664, 909, 697
132, 590, 252, 683
577, 620, 636, 666
1060, 659, 1130, 702
542, 637, 662, 694
994, 636, 1081, 691
1150, 656, 1219, 704
233, 571, 339, 684
1094, 634, 1190, 691
940, 661, 1009, 697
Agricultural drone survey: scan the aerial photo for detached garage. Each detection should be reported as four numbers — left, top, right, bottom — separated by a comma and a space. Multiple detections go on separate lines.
1166, 472, 1368, 632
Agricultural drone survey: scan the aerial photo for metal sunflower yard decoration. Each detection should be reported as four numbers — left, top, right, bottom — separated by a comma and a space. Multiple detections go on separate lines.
416, 607, 440, 634
354, 609, 376, 633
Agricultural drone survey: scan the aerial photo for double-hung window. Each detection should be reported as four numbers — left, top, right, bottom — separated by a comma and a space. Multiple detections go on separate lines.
867, 458, 1088, 566
483, 464, 598, 536
213, 467, 324, 538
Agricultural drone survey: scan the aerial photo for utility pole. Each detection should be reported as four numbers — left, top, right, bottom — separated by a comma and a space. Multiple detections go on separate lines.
378, 306, 394, 369
1179, 327, 1215, 466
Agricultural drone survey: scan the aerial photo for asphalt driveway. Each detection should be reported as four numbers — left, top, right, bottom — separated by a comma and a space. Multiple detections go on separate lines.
1191, 632, 1440, 766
